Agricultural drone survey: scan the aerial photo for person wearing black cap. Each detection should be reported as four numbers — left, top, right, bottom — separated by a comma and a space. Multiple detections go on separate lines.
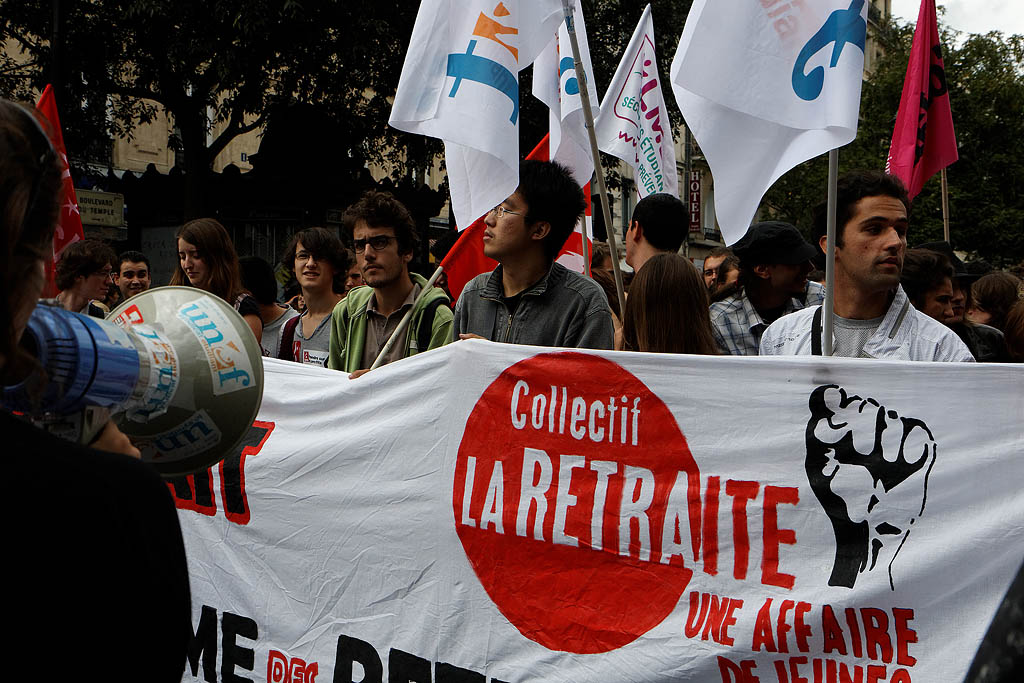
760, 170, 972, 361
708, 221, 823, 355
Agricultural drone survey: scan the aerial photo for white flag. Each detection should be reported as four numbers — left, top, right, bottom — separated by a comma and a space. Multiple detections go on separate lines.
671, 0, 867, 245
389, 0, 562, 228
532, 0, 599, 187
594, 5, 678, 201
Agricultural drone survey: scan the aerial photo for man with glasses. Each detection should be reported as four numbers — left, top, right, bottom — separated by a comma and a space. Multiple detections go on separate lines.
328, 191, 452, 376
54, 238, 117, 318
452, 160, 613, 349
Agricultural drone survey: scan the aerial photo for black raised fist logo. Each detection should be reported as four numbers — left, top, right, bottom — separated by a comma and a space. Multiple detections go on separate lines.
806, 385, 936, 589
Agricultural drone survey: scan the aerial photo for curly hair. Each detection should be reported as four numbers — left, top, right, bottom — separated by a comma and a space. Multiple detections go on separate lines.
341, 190, 418, 255
55, 239, 117, 291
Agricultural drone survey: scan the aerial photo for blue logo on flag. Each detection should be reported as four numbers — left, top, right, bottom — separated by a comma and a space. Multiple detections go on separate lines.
792, 0, 866, 102
447, 40, 519, 123
559, 57, 579, 96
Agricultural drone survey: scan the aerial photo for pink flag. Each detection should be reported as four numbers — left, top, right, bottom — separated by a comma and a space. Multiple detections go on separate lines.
36, 84, 85, 296
885, 0, 957, 200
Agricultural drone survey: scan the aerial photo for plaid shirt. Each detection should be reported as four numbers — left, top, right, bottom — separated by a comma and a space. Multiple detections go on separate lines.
710, 281, 825, 355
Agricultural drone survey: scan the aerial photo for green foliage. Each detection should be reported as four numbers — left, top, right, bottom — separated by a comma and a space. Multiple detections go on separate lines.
761, 18, 1024, 266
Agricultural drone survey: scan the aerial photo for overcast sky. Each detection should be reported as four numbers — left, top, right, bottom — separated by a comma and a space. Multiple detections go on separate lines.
890, 0, 1024, 36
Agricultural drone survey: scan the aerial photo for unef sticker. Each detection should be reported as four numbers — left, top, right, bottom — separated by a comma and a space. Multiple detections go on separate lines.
112, 303, 145, 327
453, 352, 702, 654
136, 409, 222, 462
177, 298, 255, 395
125, 323, 180, 422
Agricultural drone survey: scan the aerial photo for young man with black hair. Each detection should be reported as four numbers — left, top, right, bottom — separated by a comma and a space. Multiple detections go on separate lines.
115, 250, 151, 301
240, 255, 300, 357
55, 238, 117, 317
709, 221, 823, 355
760, 171, 972, 361
624, 192, 687, 274
452, 160, 613, 349
329, 191, 452, 376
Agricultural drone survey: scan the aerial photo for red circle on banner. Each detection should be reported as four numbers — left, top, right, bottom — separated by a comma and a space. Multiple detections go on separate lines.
453, 352, 702, 654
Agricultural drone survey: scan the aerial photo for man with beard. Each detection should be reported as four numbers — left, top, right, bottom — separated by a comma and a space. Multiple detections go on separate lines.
328, 191, 452, 376
760, 171, 972, 361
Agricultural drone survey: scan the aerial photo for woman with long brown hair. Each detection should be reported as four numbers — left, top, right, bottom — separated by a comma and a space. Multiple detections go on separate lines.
170, 217, 263, 342
620, 253, 718, 355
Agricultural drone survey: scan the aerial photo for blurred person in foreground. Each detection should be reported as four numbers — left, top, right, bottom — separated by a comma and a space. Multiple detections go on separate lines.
1, 99, 190, 680
620, 253, 717, 355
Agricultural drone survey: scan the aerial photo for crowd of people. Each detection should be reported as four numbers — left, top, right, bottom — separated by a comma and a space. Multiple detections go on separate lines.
47, 159, 1024, 372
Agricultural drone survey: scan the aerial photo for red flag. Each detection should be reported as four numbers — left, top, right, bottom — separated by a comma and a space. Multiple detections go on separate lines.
441, 134, 594, 302
36, 85, 85, 296
885, 0, 958, 200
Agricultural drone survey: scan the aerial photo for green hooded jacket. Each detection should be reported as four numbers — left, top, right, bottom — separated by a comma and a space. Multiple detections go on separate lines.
327, 273, 453, 373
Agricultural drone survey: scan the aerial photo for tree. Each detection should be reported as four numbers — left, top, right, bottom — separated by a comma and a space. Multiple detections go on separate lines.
760, 18, 1024, 266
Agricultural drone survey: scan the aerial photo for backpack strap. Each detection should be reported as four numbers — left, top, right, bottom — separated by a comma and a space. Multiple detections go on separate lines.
811, 307, 823, 357
277, 314, 302, 361
416, 297, 447, 353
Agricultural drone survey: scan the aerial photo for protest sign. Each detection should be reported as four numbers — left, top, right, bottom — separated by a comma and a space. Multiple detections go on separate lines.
175, 342, 1023, 682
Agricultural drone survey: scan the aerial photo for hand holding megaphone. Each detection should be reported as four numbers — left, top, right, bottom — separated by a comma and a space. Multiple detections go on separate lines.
2, 287, 264, 477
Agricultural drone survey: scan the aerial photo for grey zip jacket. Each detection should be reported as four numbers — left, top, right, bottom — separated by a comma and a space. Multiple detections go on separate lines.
452, 262, 614, 349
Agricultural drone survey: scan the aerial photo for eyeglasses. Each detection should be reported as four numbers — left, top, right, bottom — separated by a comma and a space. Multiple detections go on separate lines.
353, 235, 396, 252
490, 205, 524, 218
92, 268, 115, 282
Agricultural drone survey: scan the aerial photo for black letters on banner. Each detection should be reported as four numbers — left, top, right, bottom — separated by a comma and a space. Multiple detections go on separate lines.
222, 611, 258, 683
389, 649, 432, 682
188, 605, 219, 682
334, 635, 384, 683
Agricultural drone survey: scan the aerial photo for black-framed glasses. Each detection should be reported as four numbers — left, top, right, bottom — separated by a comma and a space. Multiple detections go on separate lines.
490, 205, 524, 218
353, 235, 396, 252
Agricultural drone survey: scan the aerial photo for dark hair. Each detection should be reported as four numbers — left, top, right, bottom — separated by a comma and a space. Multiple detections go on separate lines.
900, 249, 954, 309
812, 171, 910, 247
282, 227, 351, 294
622, 253, 717, 355
971, 271, 1022, 332
169, 218, 246, 303
517, 160, 586, 261
55, 238, 117, 291
239, 256, 279, 305
629, 193, 686, 253
1, 100, 61, 383
707, 246, 733, 261
342, 190, 418, 255
716, 255, 739, 284
590, 268, 622, 321
1004, 300, 1024, 362
118, 250, 150, 272
590, 241, 611, 271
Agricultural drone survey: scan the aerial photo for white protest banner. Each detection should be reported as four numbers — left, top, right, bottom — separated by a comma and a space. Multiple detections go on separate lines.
594, 4, 678, 201
175, 344, 1023, 682
389, 0, 562, 229
671, 0, 867, 245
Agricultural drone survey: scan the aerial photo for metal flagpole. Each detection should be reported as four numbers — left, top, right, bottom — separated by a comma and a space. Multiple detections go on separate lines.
940, 168, 951, 242
823, 149, 839, 357
560, 0, 627, 318
369, 264, 444, 371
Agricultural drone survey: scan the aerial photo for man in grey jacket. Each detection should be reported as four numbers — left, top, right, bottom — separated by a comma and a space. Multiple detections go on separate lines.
452, 160, 614, 349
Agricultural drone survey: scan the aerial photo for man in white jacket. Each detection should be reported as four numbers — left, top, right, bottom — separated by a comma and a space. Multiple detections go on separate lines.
760, 171, 972, 362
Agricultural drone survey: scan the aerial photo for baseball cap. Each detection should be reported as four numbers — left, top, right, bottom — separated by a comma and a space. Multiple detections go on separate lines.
733, 221, 818, 266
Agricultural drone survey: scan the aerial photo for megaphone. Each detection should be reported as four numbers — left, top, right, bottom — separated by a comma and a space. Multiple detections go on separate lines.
2, 287, 263, 478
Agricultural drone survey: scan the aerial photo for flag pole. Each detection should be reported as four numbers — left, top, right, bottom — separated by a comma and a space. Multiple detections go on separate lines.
823, 149, 839, 357
560, 0, 627, 317
369, 264, 445, 371
940, 168, 950, 242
